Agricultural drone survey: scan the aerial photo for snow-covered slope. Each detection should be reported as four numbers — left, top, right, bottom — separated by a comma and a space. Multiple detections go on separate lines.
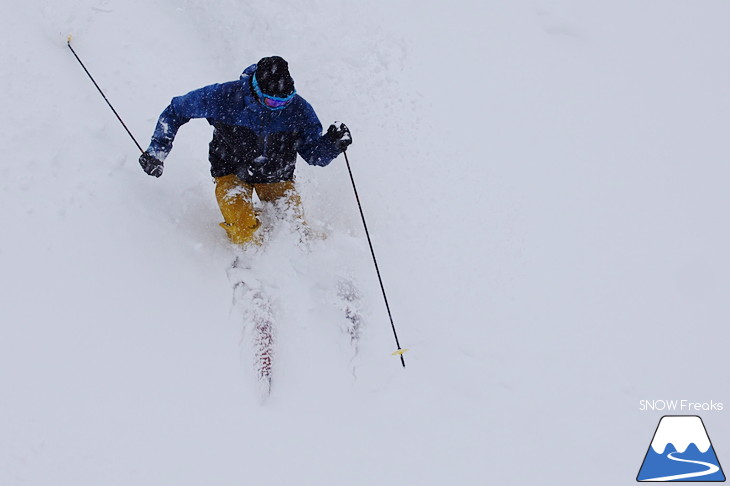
2, 1, 730, 485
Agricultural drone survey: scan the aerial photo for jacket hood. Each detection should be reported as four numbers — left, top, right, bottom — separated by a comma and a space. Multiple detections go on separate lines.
238, 64, 266, 112
240, 64, 257, 85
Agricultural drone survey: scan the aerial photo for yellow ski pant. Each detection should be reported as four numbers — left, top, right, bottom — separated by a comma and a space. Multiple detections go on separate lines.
214, 174, 303, 245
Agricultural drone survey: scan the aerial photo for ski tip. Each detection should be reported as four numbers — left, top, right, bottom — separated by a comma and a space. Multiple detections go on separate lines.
391, 348, 409, 356
67, 34, 73, 45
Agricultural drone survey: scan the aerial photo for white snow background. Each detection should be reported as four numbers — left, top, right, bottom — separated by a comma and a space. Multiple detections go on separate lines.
1, 0, 730, 484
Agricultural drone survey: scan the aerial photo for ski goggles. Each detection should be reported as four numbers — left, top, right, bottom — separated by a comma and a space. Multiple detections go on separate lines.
252, 74, 296, 110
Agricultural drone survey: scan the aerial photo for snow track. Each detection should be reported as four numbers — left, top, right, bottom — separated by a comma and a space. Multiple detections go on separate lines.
226, 212, 372, 398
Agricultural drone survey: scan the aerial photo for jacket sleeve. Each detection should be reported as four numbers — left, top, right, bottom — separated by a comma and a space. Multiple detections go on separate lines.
295, 102, 341, 167
146, 84, 221, 161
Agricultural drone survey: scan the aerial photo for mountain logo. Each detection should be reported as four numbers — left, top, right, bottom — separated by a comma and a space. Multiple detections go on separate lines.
637, 415, 725, 482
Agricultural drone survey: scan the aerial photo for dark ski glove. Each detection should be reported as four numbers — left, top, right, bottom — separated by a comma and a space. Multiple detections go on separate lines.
139, 152, 164, 178
326, 122, 352, 152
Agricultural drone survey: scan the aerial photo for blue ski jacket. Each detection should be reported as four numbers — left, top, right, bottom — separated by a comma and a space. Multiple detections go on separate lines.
146, 64, 341, 183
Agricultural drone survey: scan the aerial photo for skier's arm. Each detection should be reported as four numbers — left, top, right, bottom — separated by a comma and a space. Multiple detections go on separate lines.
296, 103, 345, 167
145, 84, 220, 162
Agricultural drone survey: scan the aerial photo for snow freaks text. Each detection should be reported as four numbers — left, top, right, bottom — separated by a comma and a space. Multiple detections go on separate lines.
639, 400, 724, 412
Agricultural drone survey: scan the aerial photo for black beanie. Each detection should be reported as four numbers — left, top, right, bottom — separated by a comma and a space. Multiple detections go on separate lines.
255, 56, 295, 97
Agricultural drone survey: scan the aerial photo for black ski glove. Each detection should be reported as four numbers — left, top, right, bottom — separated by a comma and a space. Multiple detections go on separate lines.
139, 152, 164, 178
326, 122, 352, 152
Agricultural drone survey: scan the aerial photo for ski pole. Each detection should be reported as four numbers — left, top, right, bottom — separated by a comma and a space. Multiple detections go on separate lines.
66, 35, 144, 154
343, 151, 407, 368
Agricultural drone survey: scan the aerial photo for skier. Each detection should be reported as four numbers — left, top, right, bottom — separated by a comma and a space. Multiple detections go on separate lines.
139, 56, 352, 245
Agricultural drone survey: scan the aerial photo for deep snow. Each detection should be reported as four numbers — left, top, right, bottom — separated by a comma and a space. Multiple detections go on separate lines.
2, 1, 730, 485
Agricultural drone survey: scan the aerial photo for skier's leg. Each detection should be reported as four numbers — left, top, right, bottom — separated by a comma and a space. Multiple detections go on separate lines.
255, 180, 305, 223
214, 174, 260, 245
